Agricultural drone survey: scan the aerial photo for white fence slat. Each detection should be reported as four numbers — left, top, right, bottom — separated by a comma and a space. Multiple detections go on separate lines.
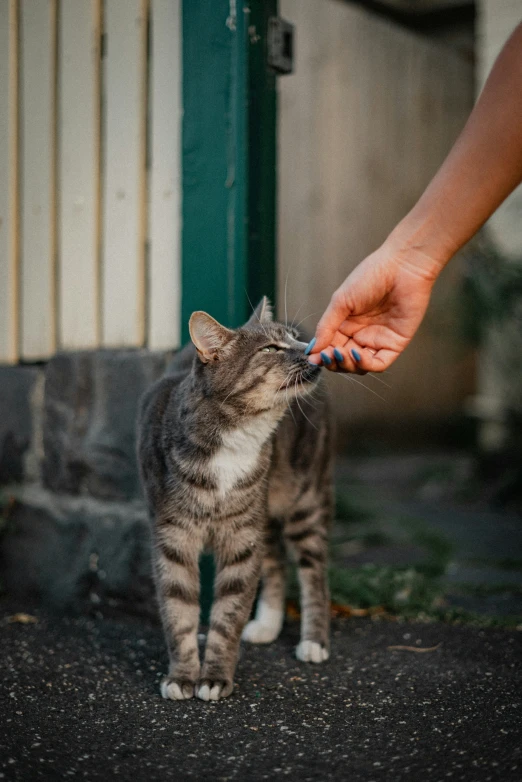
58, 0, 101, 349
20, 0, 56, 359
0, 0, 19, 364
147, 0, 182, 351
101, 0, 147, 347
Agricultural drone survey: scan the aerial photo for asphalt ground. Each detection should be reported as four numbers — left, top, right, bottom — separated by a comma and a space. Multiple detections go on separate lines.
1, 597, 521, 782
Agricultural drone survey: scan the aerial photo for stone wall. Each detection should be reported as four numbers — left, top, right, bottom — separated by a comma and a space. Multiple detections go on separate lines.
0, 350, 169, 614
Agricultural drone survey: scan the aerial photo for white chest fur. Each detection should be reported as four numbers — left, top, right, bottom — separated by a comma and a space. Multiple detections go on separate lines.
209, 413, 278, 496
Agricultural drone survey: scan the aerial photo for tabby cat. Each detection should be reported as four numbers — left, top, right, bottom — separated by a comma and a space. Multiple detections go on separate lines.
137, 297, 333, 702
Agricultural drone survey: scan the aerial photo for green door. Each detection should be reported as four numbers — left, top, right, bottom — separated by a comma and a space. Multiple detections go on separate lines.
181, 0, 277, 341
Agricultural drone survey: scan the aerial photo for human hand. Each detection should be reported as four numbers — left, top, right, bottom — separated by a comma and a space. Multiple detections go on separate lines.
307, 239, 442, 374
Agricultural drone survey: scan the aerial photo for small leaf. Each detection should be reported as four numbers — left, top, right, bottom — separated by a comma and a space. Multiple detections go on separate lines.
7, 613, 38, 625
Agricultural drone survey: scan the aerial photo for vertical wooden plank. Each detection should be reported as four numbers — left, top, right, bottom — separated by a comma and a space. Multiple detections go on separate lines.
19, 0, 57, 360
147, 0, 181, 350
101, 0, 147, 347
0, 0, 19, 364
58, 0, 101, 349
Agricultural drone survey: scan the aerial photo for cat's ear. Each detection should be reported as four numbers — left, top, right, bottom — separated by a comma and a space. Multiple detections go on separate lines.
245, 296, 273, 328
189, 312, 235, 363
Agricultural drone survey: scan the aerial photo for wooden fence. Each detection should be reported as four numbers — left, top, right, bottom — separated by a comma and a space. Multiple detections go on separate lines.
0, 0, 182, 363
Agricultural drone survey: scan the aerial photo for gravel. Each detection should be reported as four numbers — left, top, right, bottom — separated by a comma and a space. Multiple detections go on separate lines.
1, 598, 521, 782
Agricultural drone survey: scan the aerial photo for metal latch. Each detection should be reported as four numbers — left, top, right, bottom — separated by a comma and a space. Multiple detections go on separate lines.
267, 17, 294, 75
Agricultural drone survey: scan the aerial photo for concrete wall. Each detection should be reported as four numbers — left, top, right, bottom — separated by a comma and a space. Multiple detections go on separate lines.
277, 0, 476, 434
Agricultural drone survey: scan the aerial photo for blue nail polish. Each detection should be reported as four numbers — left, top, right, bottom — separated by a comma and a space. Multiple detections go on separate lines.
351, 349, 361, 362
304, 337, 316, 356
320, 352, 332, 366
333, 348, 343, 363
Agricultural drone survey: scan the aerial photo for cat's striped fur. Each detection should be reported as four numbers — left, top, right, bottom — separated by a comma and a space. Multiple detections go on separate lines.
137, 298, 333, 701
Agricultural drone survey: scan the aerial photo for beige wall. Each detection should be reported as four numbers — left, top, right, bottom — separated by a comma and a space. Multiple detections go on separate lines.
277, 0, 475, 432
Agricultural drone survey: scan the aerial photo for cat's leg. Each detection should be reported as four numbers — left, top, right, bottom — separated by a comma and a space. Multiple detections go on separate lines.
154, 519, 204, 700
242, 516, 286, 644
197, 524, 263, 701
285, 507, 330, 663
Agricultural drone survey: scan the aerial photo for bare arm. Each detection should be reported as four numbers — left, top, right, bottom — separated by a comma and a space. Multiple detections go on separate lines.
310, 22, 522, 373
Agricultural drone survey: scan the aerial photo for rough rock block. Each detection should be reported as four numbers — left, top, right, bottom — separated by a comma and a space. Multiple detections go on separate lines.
0, 485, 155, 614
0, 365, 41, 484
43, 350, 169, 500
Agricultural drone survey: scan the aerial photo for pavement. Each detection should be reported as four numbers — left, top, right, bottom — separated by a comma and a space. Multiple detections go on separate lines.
2, 448, 521, 781
1, 596, 521, 782
333, 451, 522, 619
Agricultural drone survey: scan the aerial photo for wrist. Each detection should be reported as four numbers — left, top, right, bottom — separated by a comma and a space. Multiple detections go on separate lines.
385, 209, 458, 281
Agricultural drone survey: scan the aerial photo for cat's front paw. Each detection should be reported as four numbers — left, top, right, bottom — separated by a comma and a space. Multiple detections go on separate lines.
196, 678, 234, 702
295, 640, 329, 663
160, 676, 196, 700
242, 619, 280, 644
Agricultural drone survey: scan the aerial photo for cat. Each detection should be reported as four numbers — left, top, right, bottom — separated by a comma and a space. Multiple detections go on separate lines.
137, 297, 333, 702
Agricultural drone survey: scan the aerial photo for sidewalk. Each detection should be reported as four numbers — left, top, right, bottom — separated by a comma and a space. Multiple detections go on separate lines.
332, 451, 522, 621
1, 597, 520, 782
2, 448, 521, 781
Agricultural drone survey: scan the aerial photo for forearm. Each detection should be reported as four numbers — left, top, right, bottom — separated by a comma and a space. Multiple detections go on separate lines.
389, 22, 522, 274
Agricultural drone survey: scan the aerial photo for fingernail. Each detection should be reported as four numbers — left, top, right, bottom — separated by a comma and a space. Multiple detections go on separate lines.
320, 352, 332, 366
351, 349, 361, 362
304, 337, 316, 356
333, 348, 343, 363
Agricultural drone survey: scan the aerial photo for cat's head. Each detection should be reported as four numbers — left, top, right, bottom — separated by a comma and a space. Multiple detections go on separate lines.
188, 297, 321, 415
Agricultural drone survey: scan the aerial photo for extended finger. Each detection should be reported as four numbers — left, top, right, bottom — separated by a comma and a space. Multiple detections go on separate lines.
332, 344, 367, 375
332, 344, 398, 373
318, 349, 339, 372
351, 346, 397, 373
313, 292, 352, 352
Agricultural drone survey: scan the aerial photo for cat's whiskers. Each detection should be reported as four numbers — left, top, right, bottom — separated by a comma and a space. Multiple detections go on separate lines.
246, 290, 269, 339
290, 301, 305, 330
296, 370, 322, 411
366, 373, 391, 389
220, 387, 237, 409
285, 384, 297, 426
293, 376, 318, 431
300, 386, 321, 411
336, 372, 387, 402
275, 369, 298, 425
275, 369, 294, 396
284, 267, 290, 329
292, 310, 322, 332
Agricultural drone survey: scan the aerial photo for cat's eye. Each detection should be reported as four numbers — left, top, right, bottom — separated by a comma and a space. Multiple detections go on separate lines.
260, 345, 279, 353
